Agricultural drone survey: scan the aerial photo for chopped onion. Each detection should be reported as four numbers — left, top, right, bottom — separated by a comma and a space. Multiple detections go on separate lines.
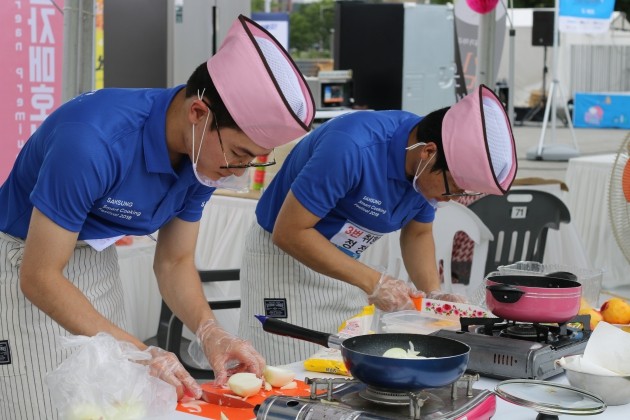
382, 342, 429, 359
382, 347, 409, 358
279, 381, 297, 390
263, 365, 296, 388
67, 404, 105, 420
227, 373, 263, 397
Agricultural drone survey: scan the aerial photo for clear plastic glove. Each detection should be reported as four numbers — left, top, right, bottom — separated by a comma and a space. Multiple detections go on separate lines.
367, 273, 424, 312
140, 346, 202, 400
428, 290, 469, 303
192, 319, 265, 386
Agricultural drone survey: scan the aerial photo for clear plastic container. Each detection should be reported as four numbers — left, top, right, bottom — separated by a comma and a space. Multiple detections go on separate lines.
498, 261, 603, 307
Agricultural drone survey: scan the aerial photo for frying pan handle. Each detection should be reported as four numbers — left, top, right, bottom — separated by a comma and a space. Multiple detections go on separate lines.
256, 316, 337, 349
486, 284, 525, 303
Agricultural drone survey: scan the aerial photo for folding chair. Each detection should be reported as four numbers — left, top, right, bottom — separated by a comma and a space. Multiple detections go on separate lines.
467, 189, 571, 276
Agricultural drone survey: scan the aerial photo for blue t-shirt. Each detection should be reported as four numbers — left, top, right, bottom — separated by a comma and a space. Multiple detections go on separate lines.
256, 110, 435, 258
0, 86, 214, 240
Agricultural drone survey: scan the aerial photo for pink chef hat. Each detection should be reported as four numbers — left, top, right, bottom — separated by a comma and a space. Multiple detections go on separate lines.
442, 84, 517, 195
207, 15, 315, 149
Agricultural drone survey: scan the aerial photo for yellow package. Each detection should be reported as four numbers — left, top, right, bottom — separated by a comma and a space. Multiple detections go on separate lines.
303, 305, 375, 376
303, 347, 350, 376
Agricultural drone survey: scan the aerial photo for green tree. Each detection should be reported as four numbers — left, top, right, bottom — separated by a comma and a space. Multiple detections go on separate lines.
288, 0, 335, 58
251, 0, 281, 13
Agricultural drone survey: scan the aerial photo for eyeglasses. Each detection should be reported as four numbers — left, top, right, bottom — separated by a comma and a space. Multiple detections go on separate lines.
442, 171, 482, 198
212, 112, 277, 169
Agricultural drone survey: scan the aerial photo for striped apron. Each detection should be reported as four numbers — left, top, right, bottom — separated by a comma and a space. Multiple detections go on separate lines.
0, 232, 127, 420
238, 224, 368, 366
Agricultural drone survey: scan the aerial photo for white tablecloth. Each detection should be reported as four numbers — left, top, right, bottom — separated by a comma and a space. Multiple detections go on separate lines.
116, 237, 161, 341
115, 195, 259, 341
565, 154, 630, 289
167, 361, 628, 419
357, 183, 592, 289
116, 190, 594, 340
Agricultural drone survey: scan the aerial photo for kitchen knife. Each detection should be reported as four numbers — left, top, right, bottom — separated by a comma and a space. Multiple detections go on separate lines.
201, 390, 255, 409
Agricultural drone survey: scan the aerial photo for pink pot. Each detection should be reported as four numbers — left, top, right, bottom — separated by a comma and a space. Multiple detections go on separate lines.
485, 275, 582, 323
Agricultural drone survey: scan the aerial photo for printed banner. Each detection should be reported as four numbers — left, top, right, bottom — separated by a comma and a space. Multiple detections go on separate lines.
454, 0, 506, 93
559, 0, 616, 34
0, 0, 65, 184
252, 12, 290, 50
573, 92, 630, 129
95, 0, 104, 89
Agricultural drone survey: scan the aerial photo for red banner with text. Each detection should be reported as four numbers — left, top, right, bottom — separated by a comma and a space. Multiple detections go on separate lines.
0, 0, 65, 184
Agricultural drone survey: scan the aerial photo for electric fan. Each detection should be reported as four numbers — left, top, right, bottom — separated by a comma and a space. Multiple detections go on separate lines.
609, 132, 630, 264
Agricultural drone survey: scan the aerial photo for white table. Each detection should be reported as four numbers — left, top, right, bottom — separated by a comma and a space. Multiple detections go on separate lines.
115, 194, 259, 341
565, 154, 630, 290
117, 185, 602, 342
116, 236, 160, 341
167, 361, 629, 419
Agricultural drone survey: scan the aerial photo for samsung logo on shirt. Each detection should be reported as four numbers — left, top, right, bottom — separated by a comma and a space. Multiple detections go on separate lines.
106, 197, 134, 207
362, 196, 382, 205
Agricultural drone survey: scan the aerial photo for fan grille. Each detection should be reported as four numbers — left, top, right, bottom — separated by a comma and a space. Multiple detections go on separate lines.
609, 133, 630, 265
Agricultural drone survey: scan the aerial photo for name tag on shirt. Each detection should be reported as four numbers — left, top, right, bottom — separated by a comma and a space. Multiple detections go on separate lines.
330, 221, 383, 259
85, 235, 125, 251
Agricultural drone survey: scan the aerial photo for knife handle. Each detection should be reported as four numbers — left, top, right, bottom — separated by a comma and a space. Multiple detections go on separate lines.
258, 316, 334, 348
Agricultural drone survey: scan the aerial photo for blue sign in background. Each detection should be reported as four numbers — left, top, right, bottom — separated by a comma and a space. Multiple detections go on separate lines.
574, 92, 630, 129
560, 0, 616, 19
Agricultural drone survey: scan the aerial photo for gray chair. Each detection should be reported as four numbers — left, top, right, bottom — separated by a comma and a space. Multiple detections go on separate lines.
467, 189, 571, 276
149, 269, 241, 380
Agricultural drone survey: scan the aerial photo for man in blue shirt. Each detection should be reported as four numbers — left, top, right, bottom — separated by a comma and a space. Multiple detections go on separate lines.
240, 85, 517, 365
0, 16, 314, 419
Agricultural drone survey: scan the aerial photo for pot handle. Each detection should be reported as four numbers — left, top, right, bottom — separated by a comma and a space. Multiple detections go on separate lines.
486, 284, 525, 303
255, 315, 338, 349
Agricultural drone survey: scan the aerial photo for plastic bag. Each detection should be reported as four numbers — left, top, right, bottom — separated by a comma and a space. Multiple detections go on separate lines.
46, 333, 177, 420
303, 305, 376, 376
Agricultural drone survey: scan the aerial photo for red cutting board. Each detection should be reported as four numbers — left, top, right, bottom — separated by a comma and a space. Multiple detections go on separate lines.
176, 379, 313, 419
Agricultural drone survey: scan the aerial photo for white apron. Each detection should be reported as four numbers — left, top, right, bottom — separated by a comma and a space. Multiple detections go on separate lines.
0, 232, 127, 420
239, 224, 368, 366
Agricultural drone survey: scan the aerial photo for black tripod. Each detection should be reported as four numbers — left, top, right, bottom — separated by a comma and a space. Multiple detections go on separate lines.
520, 46, 548, 125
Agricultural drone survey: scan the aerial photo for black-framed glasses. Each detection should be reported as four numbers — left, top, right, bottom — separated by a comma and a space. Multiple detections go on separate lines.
212, 112, 277, 169
442, 171, 482, 198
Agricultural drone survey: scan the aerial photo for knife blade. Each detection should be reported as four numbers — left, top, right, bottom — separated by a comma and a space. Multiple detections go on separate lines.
201, 390, 255, 409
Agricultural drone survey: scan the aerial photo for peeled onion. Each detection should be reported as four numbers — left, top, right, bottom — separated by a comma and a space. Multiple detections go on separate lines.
263, 365, 296, 388
382, 343, 428, 359
280, 381, 297, 390
227, 373, 263, 397
67, 404, 105, 420
382, 347, 409, 358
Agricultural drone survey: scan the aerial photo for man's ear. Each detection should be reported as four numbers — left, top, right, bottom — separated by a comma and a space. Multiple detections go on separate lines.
422, 142, 438, 158
189, 99, 210, 124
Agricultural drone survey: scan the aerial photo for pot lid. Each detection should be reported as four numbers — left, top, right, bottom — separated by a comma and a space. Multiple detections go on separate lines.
495, 379, 606, 416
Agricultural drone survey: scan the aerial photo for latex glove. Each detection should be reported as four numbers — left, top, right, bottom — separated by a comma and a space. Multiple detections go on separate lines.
367, 273, 423, 312
428, 290, 469, 303
195, 318, 265, 386
141, 346, 202, 400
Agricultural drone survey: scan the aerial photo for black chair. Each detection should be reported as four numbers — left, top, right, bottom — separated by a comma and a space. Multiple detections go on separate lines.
467, 189, 571, 276
149, 269, 241, 380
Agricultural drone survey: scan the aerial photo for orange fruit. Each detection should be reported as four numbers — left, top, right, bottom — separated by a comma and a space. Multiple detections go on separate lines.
600, 298, 630, 325
588, 309, 603, 330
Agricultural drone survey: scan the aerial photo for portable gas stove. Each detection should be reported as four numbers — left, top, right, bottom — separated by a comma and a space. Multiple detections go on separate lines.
255, 374, 496, 419
432, 314, 591, 380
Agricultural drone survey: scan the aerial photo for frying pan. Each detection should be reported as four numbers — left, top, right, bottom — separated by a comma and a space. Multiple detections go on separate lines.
485, 274, 582, 323
255, 315, 469, 391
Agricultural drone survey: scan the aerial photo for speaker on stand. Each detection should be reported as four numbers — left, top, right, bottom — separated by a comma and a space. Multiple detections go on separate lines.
519, 10, 555, 125
525, 5, 579, 161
